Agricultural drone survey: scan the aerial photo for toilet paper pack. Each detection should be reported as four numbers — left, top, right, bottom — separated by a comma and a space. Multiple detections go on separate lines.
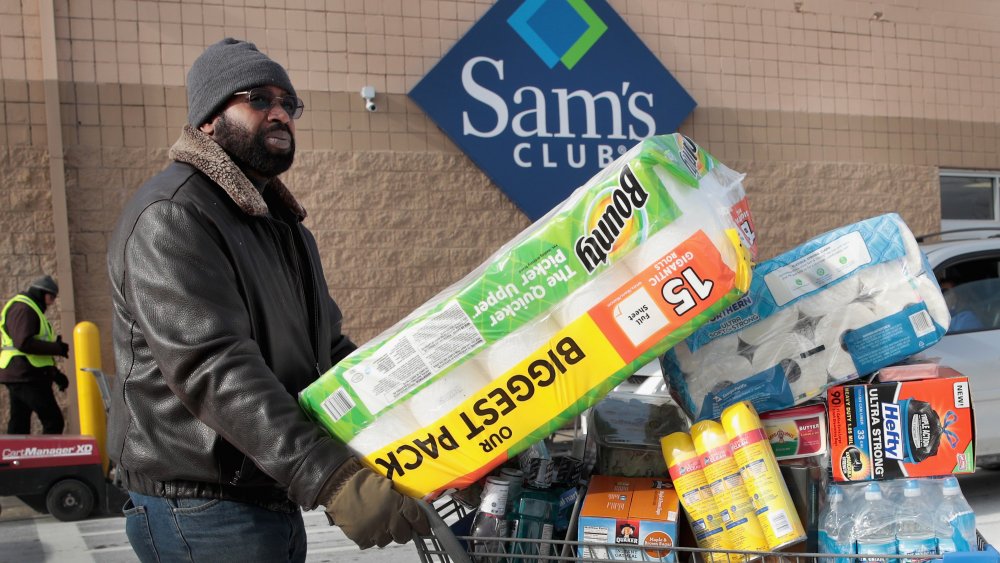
663, 213, 950, 421
299, 134, 753, 499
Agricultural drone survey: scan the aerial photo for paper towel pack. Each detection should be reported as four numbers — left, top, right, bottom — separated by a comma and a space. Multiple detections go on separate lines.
662, 213, 950, 421
299, 134, 754, 499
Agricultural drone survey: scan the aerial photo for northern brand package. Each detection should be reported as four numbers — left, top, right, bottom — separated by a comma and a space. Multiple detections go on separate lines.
578, 475, 680, 562
300, 135, 754, 499
827, 377, 975, 481
663, 214, 951, 421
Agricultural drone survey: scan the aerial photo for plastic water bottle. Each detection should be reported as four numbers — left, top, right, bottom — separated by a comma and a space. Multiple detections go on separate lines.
896, 480, 937, 561
818, 485, 854, 563
935, 477, 977, 553
854, 483, 897, 561
470, 476, 511, 562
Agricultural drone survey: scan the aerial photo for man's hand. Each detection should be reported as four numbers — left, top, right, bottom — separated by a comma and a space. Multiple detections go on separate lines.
321, 459, 430, 549
55, 335, 69, 358
51, 369, 69, 391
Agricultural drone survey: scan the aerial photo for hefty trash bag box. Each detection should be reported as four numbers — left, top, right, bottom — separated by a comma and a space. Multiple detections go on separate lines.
827, 376, 975, 481
578, 475, 680, 562
299, 134, 754, 499
662, 213, 951, 421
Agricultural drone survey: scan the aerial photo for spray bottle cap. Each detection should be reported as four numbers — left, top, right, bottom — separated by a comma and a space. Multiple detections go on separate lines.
904, 479, 922, 497
864, 482, 883, 501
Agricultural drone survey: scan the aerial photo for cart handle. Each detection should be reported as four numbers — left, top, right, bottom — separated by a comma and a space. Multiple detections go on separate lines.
414, 499, 473, 563
81, 367, 112, 413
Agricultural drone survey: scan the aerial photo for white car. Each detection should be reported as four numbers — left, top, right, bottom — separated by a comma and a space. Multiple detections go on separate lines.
918, 230, 1000, 467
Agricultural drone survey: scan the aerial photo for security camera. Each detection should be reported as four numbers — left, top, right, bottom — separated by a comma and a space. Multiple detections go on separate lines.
361, 86, 376, 113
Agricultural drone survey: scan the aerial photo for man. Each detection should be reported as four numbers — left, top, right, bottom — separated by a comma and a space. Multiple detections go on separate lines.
106, 38, 428, 562
939, 278, 984, 333
0, 275, 70, 434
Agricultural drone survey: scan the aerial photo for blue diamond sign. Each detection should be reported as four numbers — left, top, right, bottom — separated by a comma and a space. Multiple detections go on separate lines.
410, 0, 697, 220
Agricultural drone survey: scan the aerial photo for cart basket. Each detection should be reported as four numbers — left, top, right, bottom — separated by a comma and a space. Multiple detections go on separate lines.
412, 496, 998, 563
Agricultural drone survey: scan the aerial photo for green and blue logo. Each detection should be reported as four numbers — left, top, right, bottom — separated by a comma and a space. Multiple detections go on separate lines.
410, 0, 696, 220
507, 0, 607, 69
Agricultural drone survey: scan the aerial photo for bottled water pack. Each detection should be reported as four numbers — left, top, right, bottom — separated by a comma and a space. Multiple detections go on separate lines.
854, 483, 898, 560
935, 477, 977, 553
818, 477, 978, 559
818, 485, 854, 563
896, 480, 936, 561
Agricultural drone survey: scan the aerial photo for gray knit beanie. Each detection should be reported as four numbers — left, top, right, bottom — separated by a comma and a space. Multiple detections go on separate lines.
29, 275, 59, 296
186, 38, 296, 126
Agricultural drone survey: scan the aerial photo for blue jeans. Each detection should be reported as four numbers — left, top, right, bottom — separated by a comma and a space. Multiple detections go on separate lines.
123, 492, 307, 562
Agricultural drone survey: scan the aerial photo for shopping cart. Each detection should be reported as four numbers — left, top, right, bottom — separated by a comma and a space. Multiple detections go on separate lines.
412, 495, 999, 563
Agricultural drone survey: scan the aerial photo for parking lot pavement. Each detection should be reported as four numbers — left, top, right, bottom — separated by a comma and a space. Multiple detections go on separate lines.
0, 497, 422, 563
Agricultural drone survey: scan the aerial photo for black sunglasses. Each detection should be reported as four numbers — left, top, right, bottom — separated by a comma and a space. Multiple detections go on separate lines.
232, 88, 305, 119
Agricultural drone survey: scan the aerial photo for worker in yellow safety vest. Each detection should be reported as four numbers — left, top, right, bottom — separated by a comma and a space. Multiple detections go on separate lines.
0, 275, 70, 434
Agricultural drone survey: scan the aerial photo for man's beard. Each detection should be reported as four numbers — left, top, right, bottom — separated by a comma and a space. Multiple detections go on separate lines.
214, 114, 295, 178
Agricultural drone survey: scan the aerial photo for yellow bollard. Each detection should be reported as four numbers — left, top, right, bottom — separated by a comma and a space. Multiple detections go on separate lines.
74, 321, 108, 475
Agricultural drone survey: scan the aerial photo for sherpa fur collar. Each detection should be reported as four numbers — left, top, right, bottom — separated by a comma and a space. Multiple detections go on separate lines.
168, 124, 307, 220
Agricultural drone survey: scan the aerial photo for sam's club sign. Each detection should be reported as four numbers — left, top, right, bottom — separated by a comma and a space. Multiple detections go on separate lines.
410, 0, 696, 220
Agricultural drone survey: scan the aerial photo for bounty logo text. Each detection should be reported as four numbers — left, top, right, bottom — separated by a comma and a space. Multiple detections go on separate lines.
574, 164, 649, 273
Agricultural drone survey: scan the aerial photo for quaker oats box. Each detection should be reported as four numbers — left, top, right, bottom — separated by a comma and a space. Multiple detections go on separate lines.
827, 376, 975, 482
578, 475, 680, 562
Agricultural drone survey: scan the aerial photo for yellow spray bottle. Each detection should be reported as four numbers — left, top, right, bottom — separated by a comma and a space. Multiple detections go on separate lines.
691, 419, 769, 556
660, 431, 733, 563
721, 401, 805, 549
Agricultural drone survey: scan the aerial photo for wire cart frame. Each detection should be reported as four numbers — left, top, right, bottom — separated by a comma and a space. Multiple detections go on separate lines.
412, 495, 997, 563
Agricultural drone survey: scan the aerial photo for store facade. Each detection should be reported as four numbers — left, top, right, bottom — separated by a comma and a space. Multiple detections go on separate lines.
1, 0, 998, 428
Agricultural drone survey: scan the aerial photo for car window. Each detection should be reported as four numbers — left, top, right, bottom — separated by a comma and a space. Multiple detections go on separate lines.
937, 256, 1000, 334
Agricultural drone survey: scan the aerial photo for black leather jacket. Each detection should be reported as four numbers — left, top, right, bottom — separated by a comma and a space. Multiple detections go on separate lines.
107, 126, 356, 511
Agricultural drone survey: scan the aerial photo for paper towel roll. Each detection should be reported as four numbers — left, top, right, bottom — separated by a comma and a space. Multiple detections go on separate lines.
857, 260, 917, 317
826, 346, 859, 382
916, 274, 952, 330
812, 302, 878, 381
855, 262, 899, 310
902, 225, 925, 277
348, 406, 421, 457
407, 361, 492, 427
474, 316, 562, 380
654, 167, 740, 272
622, 215, 699, 277
813, 302, 878, 346
551, 264, 636, 326
871, 283, 922, 319
750, 333, 825, 385
739, 305, 800, 347
671, 342, 703, 374
676, 328, 742, 408
692, 333, 741, 365
792, 363, 832, 400
685, 354, 754, 404
792, 313, 819, 341
797, 276, 862, 318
